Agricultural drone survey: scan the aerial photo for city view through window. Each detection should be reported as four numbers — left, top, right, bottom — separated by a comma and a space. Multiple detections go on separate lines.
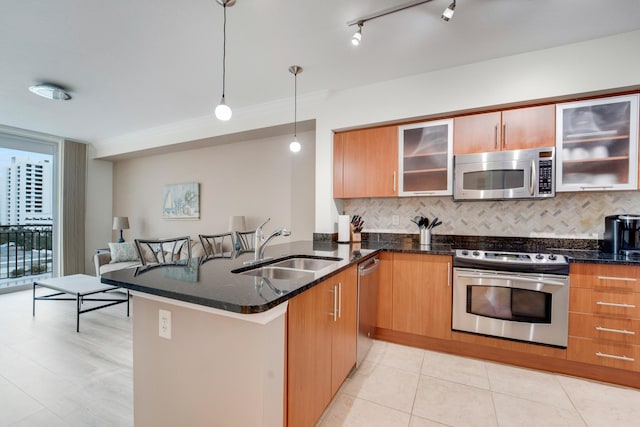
0, 147, 54, 290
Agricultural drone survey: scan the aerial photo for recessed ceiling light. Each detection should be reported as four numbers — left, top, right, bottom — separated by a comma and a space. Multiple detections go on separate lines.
28, 83, 72, 101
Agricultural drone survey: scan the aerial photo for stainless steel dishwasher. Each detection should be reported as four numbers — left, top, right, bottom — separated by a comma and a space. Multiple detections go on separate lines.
355, 256, 380, 368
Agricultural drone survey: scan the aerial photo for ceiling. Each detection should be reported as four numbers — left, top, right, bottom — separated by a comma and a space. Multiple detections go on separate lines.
1, 0, 639, 145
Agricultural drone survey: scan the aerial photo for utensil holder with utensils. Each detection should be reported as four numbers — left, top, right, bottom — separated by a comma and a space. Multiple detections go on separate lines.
411, 214, 441, 246
420, 229, 431, 246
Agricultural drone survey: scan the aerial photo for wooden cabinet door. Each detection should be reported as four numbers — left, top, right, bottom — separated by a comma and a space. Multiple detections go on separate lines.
423, 255, 453, 339
333, 133, 344, 198
331, 268, 357, 395
502, 104, 555, 150
376, 252, 394, 330
392, 253, 426, 335
287, 280, 333, 427
454, 111, 501, 155
340, 126, 398, 198
392, 253, 452, 338
454, 105, 554, 155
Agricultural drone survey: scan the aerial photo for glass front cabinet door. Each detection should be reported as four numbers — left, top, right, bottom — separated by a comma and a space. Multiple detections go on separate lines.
556, 94, 639, 192
398, 119, 453, 196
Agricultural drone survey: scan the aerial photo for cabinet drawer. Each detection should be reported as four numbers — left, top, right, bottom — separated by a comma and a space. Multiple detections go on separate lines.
567, 337, 639, 371
570, 288, 640, 318
569, 312, 640, 345
570, 264, 640, 292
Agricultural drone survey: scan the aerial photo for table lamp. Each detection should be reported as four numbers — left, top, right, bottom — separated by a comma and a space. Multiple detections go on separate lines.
113, 216, 130, 243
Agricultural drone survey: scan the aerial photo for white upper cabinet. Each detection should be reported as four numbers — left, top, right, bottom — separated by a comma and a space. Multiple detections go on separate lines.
556, 94, 639, 192
398, 119, 453, 196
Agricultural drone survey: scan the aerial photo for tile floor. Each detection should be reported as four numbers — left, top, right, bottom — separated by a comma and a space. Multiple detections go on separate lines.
318, 340, 640, 427
1, 288, 640, 426
0, 288, 133, 426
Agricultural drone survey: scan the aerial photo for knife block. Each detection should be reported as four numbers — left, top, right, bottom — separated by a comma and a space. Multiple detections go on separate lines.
350, 224, 361, 243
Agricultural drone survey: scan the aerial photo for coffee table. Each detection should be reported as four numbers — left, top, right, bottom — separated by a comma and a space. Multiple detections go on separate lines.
33, 274, 130, 332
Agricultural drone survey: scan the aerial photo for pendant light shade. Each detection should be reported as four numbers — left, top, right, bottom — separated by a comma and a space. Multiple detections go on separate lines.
215, 0, 235, 121
289, 65, 303, 153
215, 96, 232, 121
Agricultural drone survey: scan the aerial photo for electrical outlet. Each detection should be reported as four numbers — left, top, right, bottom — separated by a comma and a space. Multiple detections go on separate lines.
159, 309, 171, 339
392, 215, 400, 226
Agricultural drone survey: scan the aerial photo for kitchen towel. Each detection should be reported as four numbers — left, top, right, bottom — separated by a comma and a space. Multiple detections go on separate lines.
338, 215, 350, 243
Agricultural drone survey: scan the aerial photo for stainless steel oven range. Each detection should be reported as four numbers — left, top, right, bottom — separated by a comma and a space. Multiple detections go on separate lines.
452, 249, 570, 348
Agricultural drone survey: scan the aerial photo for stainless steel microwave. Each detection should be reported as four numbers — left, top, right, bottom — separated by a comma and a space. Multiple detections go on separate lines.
453, 147, 555, 200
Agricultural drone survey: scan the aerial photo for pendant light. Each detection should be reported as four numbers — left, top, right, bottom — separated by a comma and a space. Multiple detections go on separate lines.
214, 0, 235, 121
288, 65, 303, 153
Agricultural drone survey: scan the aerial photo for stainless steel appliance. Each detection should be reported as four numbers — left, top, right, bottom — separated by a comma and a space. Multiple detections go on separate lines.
603, 214, 640, 256
453, 147, 555, 200
452, 249, 569, 347
355, 256, 380, 368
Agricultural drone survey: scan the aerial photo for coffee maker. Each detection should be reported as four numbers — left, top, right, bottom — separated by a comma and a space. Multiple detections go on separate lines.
604, 214, 640, 256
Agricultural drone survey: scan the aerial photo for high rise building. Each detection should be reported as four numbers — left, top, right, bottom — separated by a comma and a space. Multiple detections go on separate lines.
0, 156, 53, 225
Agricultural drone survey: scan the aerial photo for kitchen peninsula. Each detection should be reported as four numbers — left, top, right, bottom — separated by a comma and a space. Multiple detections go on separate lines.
100, 241, 378, 427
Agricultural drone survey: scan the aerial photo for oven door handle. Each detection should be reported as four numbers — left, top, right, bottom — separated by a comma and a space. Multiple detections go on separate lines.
456, 271, 567, 287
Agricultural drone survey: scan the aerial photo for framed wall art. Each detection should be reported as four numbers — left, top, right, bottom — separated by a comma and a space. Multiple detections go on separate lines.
162, 182, 200, 220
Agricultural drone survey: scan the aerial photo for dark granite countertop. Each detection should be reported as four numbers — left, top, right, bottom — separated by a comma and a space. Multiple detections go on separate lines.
101, 237, 640, 316
100, 240, 378, 314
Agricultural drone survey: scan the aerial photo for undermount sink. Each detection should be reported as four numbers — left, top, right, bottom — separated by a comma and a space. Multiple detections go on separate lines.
269, 257, 340, 271
234, 256, 342, 280
240, 266, 314, 280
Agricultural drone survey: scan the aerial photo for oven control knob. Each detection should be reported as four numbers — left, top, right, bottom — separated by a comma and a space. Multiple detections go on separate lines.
536, 253, 544, 260
472, 250, 480, 257
461, 250, 469, 256
548, 254, 557, 261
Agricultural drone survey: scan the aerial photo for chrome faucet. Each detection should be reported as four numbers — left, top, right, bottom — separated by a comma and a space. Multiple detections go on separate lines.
252, 218, 291, 263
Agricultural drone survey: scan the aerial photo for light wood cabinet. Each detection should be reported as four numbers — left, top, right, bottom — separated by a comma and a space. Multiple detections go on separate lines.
376, 252, 393, 330
556, 94, 639, 192
391, 253, 452, 339
333, 126, 398, 198
287, 267, 357, 427
398, 119, 453, 196
453, 104, 555, 155
568, 263, 640, 372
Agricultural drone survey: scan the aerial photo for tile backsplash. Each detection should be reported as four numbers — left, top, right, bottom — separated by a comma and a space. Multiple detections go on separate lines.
343, 191, 640, 239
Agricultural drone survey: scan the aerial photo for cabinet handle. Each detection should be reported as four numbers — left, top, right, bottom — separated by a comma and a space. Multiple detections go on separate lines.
595, 352, 635, 362
502, 123, 507, 147
494, 125, 499, 149
595, 326, 636, 335
338, 282, 342, 319
597, 275, 637, 282
447, 262, 451, 287
579, 186, 614, 190
393, 171, 396, 192
329, 286, 337, 321
596, 301, 636, 309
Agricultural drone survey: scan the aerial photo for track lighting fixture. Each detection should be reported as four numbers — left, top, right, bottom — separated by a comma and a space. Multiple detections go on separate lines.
28, 83, 71, 100
351, 22, 363, 46
288, 65, 303, 153
214, 0, 235, 121
347, 0, 459, 44
441, 0, 456, 21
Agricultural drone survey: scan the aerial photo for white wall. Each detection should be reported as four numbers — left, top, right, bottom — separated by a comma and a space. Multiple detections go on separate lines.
109, 130, 315, 245
84, 145, 113, 273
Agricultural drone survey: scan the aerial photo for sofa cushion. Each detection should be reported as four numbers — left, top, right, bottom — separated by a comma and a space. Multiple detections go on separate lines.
108, 242, 140, 263
99, 261, 140, 275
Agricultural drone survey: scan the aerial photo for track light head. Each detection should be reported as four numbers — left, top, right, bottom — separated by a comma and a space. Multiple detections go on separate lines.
441, 0, 456, 21
351, 23, 363, 46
